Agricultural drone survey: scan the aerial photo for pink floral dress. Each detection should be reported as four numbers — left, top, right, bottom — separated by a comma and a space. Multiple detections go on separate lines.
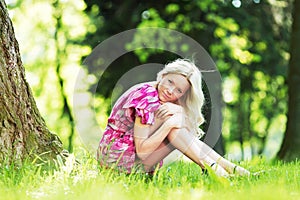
97, 83, 161, 173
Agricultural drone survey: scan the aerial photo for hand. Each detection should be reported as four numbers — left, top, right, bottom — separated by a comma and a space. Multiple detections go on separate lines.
155, 102, 184, 120
165, 113, 187, 129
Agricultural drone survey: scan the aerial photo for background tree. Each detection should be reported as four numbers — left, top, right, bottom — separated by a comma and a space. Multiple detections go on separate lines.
82, 0, 290, 159
7, 0, 95, 153
278, 0, 300, 161
4, 0, 294, 162
0, 0, 63, 165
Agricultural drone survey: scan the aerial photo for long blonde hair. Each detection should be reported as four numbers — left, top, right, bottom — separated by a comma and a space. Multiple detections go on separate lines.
156, 58, 205, 138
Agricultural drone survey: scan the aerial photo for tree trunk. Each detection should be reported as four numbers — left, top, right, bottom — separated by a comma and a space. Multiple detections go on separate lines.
0, 0, 63, 165
277, 0, 300, 161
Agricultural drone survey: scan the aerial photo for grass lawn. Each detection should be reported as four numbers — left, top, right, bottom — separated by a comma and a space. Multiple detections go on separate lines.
0, 149, 299, 200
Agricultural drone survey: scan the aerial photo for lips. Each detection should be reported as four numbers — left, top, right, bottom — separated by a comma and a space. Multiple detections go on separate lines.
161, 92, 170, 100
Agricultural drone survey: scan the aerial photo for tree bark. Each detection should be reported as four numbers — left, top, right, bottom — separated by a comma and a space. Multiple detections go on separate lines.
0, 0, 63, 165
277, 0, 300, 161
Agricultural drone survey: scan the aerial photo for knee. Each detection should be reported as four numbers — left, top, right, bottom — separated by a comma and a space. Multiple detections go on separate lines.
167, 127, 188, 141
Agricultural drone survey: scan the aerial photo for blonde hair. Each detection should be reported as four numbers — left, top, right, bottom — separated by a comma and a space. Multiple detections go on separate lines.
156, 58, 205, 138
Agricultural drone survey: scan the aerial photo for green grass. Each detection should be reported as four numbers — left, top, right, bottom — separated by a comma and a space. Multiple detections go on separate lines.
0, 149, 299, 200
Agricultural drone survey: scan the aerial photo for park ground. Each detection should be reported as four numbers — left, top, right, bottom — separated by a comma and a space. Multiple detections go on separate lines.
0, 148, 299, 200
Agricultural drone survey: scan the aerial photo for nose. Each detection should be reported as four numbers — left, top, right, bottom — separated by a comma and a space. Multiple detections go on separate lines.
167, 86, 175, 94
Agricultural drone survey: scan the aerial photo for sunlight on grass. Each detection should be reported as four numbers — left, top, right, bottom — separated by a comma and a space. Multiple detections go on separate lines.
0, 148, 299, 200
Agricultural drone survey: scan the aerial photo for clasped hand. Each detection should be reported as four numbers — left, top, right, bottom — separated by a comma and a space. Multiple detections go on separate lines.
155, 102, 187, 129
155, 102, 183, 119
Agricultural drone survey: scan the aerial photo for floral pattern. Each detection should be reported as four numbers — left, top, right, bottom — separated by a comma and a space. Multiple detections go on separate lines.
97, 84, 161, 173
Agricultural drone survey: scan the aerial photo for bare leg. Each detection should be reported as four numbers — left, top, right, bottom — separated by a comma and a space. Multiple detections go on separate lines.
166, 128, 229, 176
139, 112, 249, 176
140, 139, 175, 172
140, 127, 249, 176
206, 150, 250, 176
181, 137, 250, 175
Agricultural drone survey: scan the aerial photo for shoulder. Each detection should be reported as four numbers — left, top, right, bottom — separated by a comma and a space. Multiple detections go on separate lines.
131, 82, 158, 100
122, 82, 160, 110
127, 82, 158, 97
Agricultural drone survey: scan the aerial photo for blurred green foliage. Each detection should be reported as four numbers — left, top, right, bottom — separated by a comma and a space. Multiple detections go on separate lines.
7, 0, 291, 160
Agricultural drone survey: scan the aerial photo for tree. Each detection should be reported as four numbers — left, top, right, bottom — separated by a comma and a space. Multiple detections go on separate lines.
0, 0, 63, 165
82, 0, 226, 155
278, 0, 300, 161
82, 0, 289, 158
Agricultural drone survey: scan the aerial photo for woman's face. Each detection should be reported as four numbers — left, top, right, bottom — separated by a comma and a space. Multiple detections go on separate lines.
157, 73, 190, 103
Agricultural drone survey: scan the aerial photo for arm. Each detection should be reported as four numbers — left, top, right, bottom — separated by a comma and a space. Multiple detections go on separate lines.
134, 112, 186, 161
134, 116, 172, 161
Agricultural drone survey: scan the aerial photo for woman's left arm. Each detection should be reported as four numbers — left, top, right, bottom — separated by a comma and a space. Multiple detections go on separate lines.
133, 115, 174, 161
134, 103, 187, 161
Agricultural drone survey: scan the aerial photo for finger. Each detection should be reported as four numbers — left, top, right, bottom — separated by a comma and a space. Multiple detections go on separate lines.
156, 108, 166, 118
160, 113, 171, 121
155, 106, 164, 117
159, 109, 169, 118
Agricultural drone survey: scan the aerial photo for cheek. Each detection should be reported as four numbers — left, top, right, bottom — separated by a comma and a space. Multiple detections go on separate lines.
157, 84, 162, 93
158, 82, 166, 91
175, 91, 187, 100
173, 94, 183, 100
157, 85, 164, 97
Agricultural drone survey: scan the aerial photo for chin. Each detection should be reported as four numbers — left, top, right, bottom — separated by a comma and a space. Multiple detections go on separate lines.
159, 98, 167, 103
159, 98, 166, 103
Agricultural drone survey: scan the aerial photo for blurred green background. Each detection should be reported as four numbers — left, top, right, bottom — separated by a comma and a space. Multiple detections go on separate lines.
6, 0, 293, 161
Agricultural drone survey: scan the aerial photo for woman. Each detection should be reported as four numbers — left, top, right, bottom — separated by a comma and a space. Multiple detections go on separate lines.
97, 58, 250, 177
